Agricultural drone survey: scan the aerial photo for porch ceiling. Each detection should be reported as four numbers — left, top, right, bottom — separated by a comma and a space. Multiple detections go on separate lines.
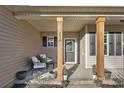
24, 16, 124, 32
5, 6, 124, 32
27, 17, 95, 32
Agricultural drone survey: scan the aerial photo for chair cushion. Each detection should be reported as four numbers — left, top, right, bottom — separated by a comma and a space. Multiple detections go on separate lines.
36, 55, 45, 63
33, 63, 46, 69
40, 54, 47, 59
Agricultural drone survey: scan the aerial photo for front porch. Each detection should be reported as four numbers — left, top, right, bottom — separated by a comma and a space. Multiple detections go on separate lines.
0, 6, 124, 87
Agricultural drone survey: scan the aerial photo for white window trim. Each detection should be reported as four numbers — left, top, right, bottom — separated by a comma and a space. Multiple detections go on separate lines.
107, 32, 109, 56
114, 33, 116, 56
47, 36, 54, 47
85, 25, 88, 68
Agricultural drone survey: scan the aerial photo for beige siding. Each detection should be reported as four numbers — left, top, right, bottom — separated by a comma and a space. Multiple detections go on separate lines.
40, 32, 57, 62
40, 32, 79, 63
87, 25, 124, 68
0, 6, 41, 87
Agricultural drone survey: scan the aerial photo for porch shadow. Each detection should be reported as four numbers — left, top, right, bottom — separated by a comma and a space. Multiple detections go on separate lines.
67, 64, 79, 78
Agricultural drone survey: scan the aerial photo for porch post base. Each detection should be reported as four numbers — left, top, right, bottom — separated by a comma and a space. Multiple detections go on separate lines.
97, 76, 105, 81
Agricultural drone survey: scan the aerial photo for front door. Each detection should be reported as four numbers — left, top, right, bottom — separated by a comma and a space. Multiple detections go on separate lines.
64, 38, 77, 64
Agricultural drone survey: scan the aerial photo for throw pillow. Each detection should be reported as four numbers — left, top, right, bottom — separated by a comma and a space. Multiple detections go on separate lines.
36, 55, 45, 63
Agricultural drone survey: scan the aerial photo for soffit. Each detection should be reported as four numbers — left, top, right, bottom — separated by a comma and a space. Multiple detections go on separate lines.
5, 6, 124, 13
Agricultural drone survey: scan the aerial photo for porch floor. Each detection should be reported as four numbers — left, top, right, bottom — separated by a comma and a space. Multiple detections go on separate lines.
13, 64, 58, 88
12, 65, 124, 88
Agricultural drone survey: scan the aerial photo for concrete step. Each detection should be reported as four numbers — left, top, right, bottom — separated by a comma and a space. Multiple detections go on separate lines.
69, 80, 94, 85
67, 84, 98, 88
102, 79, 117, 85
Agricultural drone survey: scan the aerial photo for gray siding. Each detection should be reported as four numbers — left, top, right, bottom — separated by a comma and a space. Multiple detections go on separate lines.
0, 6, 41, 87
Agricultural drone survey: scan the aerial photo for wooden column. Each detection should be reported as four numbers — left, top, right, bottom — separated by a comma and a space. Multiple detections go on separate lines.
56, 17, 63, 81
96, 17, 105, 81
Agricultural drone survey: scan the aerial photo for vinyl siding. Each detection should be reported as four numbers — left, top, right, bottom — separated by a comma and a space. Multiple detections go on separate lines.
86, 25, 124, 68
40, 32, 79, 63
0, 6, 41, 87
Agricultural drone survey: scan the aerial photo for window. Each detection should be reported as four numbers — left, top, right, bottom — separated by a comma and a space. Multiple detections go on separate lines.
109, 32, 115, 56
115, 32, 122, 56
89, 32, 122, 56
90, 32, 96, 56
47, 36, 54, 47
42, 36, 57, 47
108, 32, 122, 56
89, 32, 107, 56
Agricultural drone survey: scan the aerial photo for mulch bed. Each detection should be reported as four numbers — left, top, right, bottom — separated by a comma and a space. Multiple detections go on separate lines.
102, 84, 124, 88
12, 84, 27, 88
